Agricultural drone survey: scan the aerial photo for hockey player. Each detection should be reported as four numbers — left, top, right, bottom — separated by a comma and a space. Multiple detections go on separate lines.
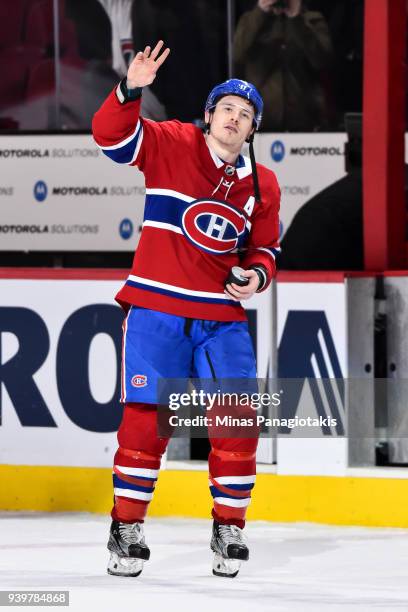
92, 41, 281, 578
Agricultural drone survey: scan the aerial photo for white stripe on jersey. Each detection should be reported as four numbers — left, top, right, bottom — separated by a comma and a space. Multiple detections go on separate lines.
142, 221, 183, 234
127, 274, 230, 300
130, 124, 144, 164
96, 120, 141, 150
145, 188, 195, 203
256, 246, 281, 260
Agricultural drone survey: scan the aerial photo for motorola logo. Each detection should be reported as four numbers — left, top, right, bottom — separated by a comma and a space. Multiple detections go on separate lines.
34, 181, 48, 202
271, 141, 285, 163
119, 218, 133, 240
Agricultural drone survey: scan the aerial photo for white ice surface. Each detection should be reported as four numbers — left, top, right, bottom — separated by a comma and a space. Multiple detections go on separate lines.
1, 513, 408, 611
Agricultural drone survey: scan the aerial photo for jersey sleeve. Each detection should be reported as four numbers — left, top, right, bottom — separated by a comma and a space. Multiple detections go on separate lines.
240, 171, 281, 291
91, 85, 187, 173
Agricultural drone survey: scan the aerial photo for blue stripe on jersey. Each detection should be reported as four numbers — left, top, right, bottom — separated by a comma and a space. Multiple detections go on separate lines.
209, 486, 252, 500
113, 474, 154, 493
143, 194, 183, 225
144, 194, 250, 247
125, 279, 240, 306
101, 124, 142, 164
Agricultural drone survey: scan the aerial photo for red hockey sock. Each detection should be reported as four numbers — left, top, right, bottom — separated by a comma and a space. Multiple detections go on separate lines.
208, 437, 258, 529
111, 402, 170, 523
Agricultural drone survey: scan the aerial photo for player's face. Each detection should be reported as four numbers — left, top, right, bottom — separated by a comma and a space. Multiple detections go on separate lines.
206, 95, 255, 150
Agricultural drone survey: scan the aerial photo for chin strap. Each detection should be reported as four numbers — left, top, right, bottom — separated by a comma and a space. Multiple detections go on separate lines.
248, 133, 261, 203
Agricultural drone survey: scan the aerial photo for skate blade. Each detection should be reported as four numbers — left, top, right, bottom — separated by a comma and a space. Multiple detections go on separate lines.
107, 551, 144, 577
212, 553, 241, 578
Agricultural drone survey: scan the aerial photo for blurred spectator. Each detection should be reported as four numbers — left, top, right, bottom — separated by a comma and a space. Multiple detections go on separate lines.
65, 0, 166, 123
97, 0, 135, 77
131, 0, 227, 122
278, 113, 408, 270
97, 0, 166, 119
278, 113, 363, 269
233, 0, 333, 131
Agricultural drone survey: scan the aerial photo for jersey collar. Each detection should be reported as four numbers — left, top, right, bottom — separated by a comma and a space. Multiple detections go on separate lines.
206, 141, 252, 180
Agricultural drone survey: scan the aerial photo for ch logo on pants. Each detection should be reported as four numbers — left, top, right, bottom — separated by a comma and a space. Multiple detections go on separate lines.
131, 374, 148, 388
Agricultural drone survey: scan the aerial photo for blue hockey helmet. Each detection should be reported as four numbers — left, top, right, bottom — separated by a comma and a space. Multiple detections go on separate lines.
205, 79, 263, 129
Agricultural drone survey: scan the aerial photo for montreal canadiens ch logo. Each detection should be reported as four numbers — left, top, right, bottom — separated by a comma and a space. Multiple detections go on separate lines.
131, 374, 148, 388
181, 200, 246, 254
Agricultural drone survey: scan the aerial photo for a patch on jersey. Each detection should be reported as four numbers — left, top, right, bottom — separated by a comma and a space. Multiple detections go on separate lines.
131, 374, 148, 388
181, 200, 246, 254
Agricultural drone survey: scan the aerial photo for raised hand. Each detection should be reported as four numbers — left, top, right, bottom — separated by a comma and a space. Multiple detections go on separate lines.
126, 40, 170, 89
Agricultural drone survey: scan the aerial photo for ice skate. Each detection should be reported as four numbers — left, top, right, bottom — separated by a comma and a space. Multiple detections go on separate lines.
210, 520, 249, 578
107, 520, 150, 577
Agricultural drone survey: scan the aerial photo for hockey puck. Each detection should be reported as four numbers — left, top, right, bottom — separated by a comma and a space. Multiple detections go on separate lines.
225, 266, 249, 287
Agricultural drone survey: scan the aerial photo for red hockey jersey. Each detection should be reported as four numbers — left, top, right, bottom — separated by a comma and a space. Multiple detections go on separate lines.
92, 86, 281, 321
